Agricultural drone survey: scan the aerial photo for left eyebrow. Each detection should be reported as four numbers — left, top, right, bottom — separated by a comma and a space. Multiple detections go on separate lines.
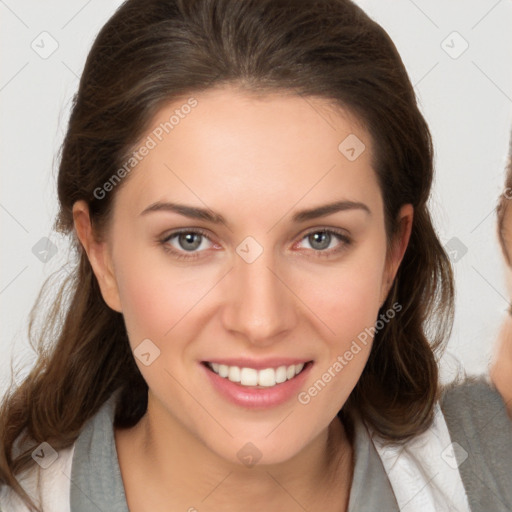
138, 199, 371, 226
291, 200, 371, 222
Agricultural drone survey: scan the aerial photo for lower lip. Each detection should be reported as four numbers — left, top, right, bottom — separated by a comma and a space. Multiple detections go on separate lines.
200, 361, 313, 409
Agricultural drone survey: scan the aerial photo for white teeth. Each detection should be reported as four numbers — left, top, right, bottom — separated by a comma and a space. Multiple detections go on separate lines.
228, 366, 241, 383
240, 367, 258, 386
207, 362, 307, 387
275, 366, 288, 384
258, 368, 276, 387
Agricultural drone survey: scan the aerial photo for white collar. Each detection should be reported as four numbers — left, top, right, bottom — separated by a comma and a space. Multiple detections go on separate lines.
368, 402, 471, 512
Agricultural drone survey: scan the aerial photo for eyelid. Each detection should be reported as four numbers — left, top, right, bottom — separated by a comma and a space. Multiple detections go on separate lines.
160, 227, 214, 242
158, 226, 352, 260
293, 226, 352, 255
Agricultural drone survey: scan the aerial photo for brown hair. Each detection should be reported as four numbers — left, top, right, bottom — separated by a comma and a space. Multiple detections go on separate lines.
0, 0, 454, 509
497, 135, 512, 265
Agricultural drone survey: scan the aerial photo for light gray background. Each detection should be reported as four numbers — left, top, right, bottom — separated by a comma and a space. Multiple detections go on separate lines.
1, 0, 512, 394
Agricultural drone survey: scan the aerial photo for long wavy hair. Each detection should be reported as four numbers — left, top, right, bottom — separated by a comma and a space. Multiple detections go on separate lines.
0, 0, 454, 509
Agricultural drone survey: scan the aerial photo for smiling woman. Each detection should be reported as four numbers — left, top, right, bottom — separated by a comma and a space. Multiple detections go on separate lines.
0, 0, 511, 511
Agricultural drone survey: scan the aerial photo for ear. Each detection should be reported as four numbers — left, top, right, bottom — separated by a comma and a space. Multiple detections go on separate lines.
72, 200, 122, 313
379, 204, 414, 305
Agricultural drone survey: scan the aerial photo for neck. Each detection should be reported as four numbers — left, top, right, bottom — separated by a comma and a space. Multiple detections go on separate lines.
118, 392, 354, 512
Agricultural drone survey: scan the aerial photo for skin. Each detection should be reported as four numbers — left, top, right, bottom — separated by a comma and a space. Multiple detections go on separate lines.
490, 205, 512, 420
490, 317, 512, 420
73, 85, 413, 511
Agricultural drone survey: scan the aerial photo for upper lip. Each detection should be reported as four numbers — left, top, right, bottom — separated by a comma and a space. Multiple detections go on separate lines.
202, 358, 313, 370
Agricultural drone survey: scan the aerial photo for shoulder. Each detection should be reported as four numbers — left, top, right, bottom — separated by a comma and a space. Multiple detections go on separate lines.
0, 389, 124, 512
440, 373, 512, 435
0, 442, 75, 512
440, 374, 512, 511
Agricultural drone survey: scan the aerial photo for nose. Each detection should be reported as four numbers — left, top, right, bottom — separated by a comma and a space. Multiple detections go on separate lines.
221, 247, 297, 347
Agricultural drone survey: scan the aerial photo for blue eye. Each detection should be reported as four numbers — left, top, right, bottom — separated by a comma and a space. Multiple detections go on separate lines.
158, 227, 352, 260
159, 228, 214, 260
297, 229, 352, 255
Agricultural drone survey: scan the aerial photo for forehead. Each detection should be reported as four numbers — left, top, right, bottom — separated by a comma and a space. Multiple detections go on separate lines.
113, 86, 381, 222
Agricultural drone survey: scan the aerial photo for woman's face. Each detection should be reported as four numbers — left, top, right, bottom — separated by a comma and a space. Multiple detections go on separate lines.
77, 85, 412, 465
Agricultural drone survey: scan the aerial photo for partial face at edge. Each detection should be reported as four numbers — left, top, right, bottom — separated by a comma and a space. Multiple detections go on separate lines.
498, 189, 512, 296
74, 85, 412, 466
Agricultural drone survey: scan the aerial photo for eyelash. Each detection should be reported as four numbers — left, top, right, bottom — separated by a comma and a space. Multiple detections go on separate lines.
158, 227, 352, 261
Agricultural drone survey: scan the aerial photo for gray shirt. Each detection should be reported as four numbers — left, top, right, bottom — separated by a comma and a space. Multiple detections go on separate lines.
69, 377, 512, 511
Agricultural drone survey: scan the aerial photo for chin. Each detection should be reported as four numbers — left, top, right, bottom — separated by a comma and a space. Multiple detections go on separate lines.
207, 431, 315, 469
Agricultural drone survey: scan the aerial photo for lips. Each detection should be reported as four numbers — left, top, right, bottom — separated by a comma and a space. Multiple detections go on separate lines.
201, 359, 314, 408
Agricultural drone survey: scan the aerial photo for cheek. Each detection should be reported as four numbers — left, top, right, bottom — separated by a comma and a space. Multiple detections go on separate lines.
112, 241, 213, 343
307, 269, 382, 329
298, 250, 386, 341
113, 251, 215, 398
300, 267, 381, 383
295, 267, 384, 420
